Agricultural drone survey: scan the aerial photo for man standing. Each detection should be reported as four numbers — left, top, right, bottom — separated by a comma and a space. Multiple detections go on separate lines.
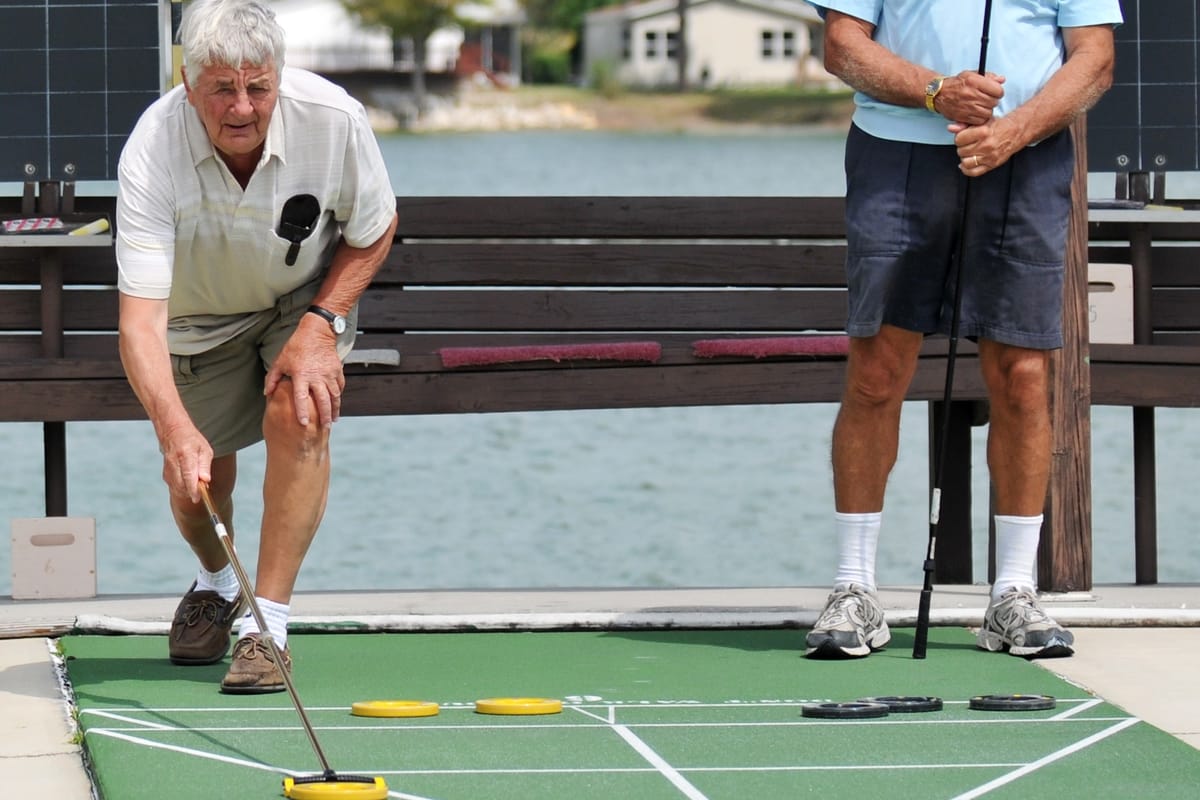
117, 0, 398, 691
803, 1, 1121, 659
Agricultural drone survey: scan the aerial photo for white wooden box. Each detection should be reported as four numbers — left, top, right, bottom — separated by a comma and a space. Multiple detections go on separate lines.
11, 517, 97, 599
1088, 263, 1134, 345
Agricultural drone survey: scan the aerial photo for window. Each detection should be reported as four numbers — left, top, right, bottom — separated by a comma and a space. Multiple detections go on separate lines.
666, 30, 679, 60
622, 26, 631, 60
782, 30, 796, 57
761, 30, 775, 58
645, 30, 658, 59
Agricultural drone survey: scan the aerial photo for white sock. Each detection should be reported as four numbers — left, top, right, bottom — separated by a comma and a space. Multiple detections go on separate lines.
833, 511, 881, 592
992, 514, 1042, 599
195, 565, 240, 604
237, 597, 290, 649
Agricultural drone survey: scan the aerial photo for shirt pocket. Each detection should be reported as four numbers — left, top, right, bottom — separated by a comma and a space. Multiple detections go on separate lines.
265, 210, 334, 285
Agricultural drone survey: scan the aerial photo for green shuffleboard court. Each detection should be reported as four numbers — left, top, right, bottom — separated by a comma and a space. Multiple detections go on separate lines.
61, 628, 1200, 799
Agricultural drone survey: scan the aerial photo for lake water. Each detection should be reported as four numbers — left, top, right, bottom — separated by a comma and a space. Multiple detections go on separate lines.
3, 128, 1199, 595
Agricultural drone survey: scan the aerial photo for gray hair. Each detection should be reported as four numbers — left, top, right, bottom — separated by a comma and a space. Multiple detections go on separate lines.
179, 0, 286, 80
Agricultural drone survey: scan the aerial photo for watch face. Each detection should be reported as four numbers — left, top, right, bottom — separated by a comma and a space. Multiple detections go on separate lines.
332, 316, 347, 335
926, 78, 942, 95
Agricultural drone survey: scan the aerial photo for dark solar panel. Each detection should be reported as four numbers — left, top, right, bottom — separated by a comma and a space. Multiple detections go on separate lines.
1087, 0, 1200, 173
0, 0, 164, 182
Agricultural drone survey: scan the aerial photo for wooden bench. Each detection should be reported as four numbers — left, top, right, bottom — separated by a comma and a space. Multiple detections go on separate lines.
1, 194, 995, 585
4, 192, 1194, 589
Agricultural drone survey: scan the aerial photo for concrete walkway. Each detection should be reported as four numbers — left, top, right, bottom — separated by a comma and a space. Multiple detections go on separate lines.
3, 583, 1198, 797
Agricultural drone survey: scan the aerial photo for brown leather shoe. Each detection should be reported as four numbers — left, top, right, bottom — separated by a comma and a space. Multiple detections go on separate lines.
220, 635, 291, 695
168, 582, 246, 665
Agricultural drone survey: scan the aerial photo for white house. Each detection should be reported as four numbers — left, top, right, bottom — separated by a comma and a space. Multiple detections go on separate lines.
270, 0, 522, 82
583, 0, 824, 89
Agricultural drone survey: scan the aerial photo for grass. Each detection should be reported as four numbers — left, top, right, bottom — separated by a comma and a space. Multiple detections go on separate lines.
705, 87, 856, 126
463, 83, 855, 131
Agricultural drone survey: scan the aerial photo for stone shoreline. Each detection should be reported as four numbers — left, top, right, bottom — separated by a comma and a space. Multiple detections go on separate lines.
402, 99, 600, 133
361, 83, 851, 134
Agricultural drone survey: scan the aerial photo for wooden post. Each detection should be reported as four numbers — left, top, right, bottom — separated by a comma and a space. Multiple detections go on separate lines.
37, 181, 68, 517
1039, 116, 1093, 592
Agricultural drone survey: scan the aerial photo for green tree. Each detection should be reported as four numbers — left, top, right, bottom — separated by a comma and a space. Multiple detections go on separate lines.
342, 0, 470, 110
522, 0, 620, 33
521, 0, 621, 84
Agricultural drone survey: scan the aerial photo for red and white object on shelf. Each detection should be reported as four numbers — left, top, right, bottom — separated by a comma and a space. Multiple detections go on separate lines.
2, 216, 64, 233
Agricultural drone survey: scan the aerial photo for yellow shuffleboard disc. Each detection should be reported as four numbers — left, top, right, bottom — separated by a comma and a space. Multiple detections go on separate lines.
283, 776, 388, 799
350, 700, 440, 718
475, 697, 564, 716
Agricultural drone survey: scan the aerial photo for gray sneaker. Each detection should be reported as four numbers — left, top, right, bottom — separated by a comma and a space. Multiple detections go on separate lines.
805, 584, 891, 658
977, 588, 1074, 658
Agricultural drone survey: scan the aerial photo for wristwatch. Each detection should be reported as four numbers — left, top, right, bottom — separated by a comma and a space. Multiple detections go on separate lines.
925, 76, 947, 113
306, 305, 347, 335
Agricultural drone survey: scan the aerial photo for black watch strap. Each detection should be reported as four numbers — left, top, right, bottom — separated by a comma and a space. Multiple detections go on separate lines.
306, 305, 345, 334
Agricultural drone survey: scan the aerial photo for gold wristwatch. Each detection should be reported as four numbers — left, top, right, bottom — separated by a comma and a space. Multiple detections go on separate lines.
925, 76, 947, 113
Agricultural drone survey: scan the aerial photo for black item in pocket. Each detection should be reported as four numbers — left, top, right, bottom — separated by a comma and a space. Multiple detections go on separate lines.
276, 194, 320, 266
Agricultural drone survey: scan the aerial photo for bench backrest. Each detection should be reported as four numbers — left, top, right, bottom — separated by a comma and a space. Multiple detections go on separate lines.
23, 196, 1200, 420
344, 196, 872, 414
1, 195, 851, 356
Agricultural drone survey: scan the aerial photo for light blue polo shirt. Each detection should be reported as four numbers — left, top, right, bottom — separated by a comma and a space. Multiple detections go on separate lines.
807, 0, 1123, 144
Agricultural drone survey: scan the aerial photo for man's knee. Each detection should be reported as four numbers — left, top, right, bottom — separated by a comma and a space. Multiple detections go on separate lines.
983, 348, 1050, 412
844, 334, 920, 407
262, 382, 324, 448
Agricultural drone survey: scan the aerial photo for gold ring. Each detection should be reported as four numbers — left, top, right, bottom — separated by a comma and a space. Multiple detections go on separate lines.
973, 155, 981, 167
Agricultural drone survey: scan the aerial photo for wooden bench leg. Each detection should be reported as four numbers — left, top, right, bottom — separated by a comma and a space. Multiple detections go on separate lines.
43, 422, 68, 516
1130, 223, 1157, 585
928, 400, 976, 584
1133, 406, 1158, 584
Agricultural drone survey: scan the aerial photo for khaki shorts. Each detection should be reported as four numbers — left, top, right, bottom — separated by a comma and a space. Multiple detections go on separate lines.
172, 281, 358, 456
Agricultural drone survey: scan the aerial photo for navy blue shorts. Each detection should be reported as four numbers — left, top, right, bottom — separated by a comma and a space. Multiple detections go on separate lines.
843, 124, 1074, 350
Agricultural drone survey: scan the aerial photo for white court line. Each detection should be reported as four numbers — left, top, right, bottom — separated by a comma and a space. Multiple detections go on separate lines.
84, 712, 1144, 797
569, 705, 615, 724
371, 762, 1027, 776
78, 705, 355, 717
86, 728, 284, 775
604, 716, 1131, 729
1049, 698, 1103, 721
950, 717, 1141, 800
85, 729, 436, 800
85, 726, 1037, 782
85, 698, 1096, 714
82, 709, 177, 730
84, 715, 1135, 734
612, 724, 709, 800
81, 696, 1131, 800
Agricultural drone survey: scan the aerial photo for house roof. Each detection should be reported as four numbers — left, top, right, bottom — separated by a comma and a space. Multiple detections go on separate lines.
588, 0, 821, 25
272, 0, 525, 34
458, 0, 526, 25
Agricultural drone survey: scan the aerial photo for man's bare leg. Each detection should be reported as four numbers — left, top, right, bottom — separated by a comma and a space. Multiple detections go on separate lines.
167, 454, 243, 665
255, 377, 331, 605
220, 379, 331, 691
832, 325, 924, 512
978, 339, 1052, 516
172, 454, 238, 570
975, 338, 1072, 657
808, 325, 922, 658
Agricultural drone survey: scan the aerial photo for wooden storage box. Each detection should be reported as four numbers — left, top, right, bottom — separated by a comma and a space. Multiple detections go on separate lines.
10, 517, 96, 599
